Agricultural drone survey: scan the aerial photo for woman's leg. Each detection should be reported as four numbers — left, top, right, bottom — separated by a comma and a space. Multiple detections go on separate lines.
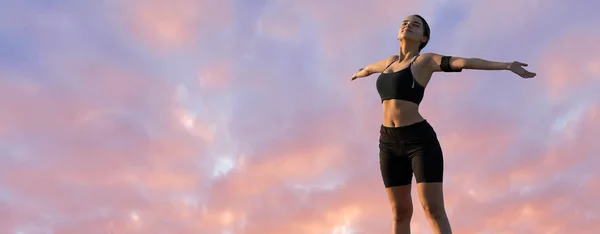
379, 125, 415, 234
417, 182, 451, 234
410, 136, 451, 233
385, 185, 413, 234
380, 148, 414, 234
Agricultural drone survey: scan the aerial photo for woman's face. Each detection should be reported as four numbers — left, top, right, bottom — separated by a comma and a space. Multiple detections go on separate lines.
397, 15, 427, 44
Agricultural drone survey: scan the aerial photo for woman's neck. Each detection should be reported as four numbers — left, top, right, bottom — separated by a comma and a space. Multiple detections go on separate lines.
398, 41, 420, 62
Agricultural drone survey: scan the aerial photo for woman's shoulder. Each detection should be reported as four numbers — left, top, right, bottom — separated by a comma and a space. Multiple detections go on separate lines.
416, 53, 441, 66
384, 55, 400, 64
418, 52, 439, 60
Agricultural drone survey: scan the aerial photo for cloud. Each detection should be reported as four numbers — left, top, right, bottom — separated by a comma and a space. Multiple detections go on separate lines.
122, 0, 232, 50
198, 61, 232, 91
253, 0, 425, 62
255, 2, 304, 43
538, 34, 600, 100
0, 58, 213, 233
1, 0, 599, 233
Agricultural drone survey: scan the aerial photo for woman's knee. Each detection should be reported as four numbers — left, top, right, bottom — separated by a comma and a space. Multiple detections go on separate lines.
386, 185, 413, 222
421, 201, 446, 219
417, 182, 447, 219
392, 202, 413, 221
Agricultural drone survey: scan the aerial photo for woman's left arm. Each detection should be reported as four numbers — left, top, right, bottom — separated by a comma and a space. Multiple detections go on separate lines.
423, 53, 537, 78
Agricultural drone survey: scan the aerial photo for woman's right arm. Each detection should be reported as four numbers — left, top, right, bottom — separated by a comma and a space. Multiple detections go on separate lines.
351, 55, 397, 80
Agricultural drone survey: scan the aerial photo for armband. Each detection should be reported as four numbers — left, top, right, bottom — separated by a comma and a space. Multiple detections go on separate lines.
440, 56, 462, 72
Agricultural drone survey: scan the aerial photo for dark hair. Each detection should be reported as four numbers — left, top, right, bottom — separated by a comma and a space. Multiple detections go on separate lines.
413, 15, 430, 51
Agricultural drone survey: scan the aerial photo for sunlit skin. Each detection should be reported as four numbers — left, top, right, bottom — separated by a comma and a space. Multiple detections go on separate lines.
350, 15, 536, 234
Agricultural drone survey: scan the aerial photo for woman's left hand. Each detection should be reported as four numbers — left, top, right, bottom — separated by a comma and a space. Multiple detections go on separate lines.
509, 61, 536, 78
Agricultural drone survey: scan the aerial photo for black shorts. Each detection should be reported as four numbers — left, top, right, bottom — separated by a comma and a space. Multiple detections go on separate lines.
379, 120, 444, 187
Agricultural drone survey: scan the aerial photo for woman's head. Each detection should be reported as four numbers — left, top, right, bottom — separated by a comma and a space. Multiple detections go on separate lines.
397, 14, 430, 51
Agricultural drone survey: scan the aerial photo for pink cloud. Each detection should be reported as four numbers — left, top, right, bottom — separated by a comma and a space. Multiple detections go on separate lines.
437, 98, 600, 233
538, 34, 600, 100
198, 61, 231, 91
3, 1, 599, 234
452, 0, 569, 48
256, 2, 304, 42
0, 60, 215, 233
509, 102, 599, 178
123, 0, 232, 50
0, 201, 12, 233
290, 0, 424, 58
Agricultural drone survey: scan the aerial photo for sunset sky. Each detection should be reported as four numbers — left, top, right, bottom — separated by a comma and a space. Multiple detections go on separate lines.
1, 0, 599, 233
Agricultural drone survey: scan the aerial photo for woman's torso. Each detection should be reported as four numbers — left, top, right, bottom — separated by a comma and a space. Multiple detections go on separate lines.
376, 55, 434, 127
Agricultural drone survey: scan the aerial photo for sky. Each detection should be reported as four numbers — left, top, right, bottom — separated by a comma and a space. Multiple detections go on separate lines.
0, 0, 599, 233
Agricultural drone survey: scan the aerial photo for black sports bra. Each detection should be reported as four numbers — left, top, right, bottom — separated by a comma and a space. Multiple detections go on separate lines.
375, 56, 425, 105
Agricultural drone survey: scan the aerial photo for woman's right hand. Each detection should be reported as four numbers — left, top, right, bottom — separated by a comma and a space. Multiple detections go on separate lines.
351, 68, 365, 81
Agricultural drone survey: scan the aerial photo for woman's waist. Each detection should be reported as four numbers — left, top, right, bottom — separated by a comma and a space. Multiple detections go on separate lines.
381, 100, 423, 126
379, 118, 437, 141
381, 115, 425, 128
382, 99, 420, 110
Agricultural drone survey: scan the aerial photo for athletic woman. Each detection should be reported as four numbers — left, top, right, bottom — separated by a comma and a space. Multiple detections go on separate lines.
350, 14, 536, 234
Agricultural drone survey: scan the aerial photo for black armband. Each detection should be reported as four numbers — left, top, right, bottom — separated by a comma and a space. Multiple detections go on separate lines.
440, 56, 462, 72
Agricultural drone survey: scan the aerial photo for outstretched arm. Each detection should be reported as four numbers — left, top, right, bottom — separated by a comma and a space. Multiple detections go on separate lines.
351, 55, 398, 81
424, 53, 536, 78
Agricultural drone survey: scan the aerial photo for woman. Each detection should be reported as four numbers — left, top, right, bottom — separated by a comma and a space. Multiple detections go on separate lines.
350, 15, 536, 234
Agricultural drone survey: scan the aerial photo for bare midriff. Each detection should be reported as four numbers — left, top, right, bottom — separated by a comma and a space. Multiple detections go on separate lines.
381, 99, 424, 127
